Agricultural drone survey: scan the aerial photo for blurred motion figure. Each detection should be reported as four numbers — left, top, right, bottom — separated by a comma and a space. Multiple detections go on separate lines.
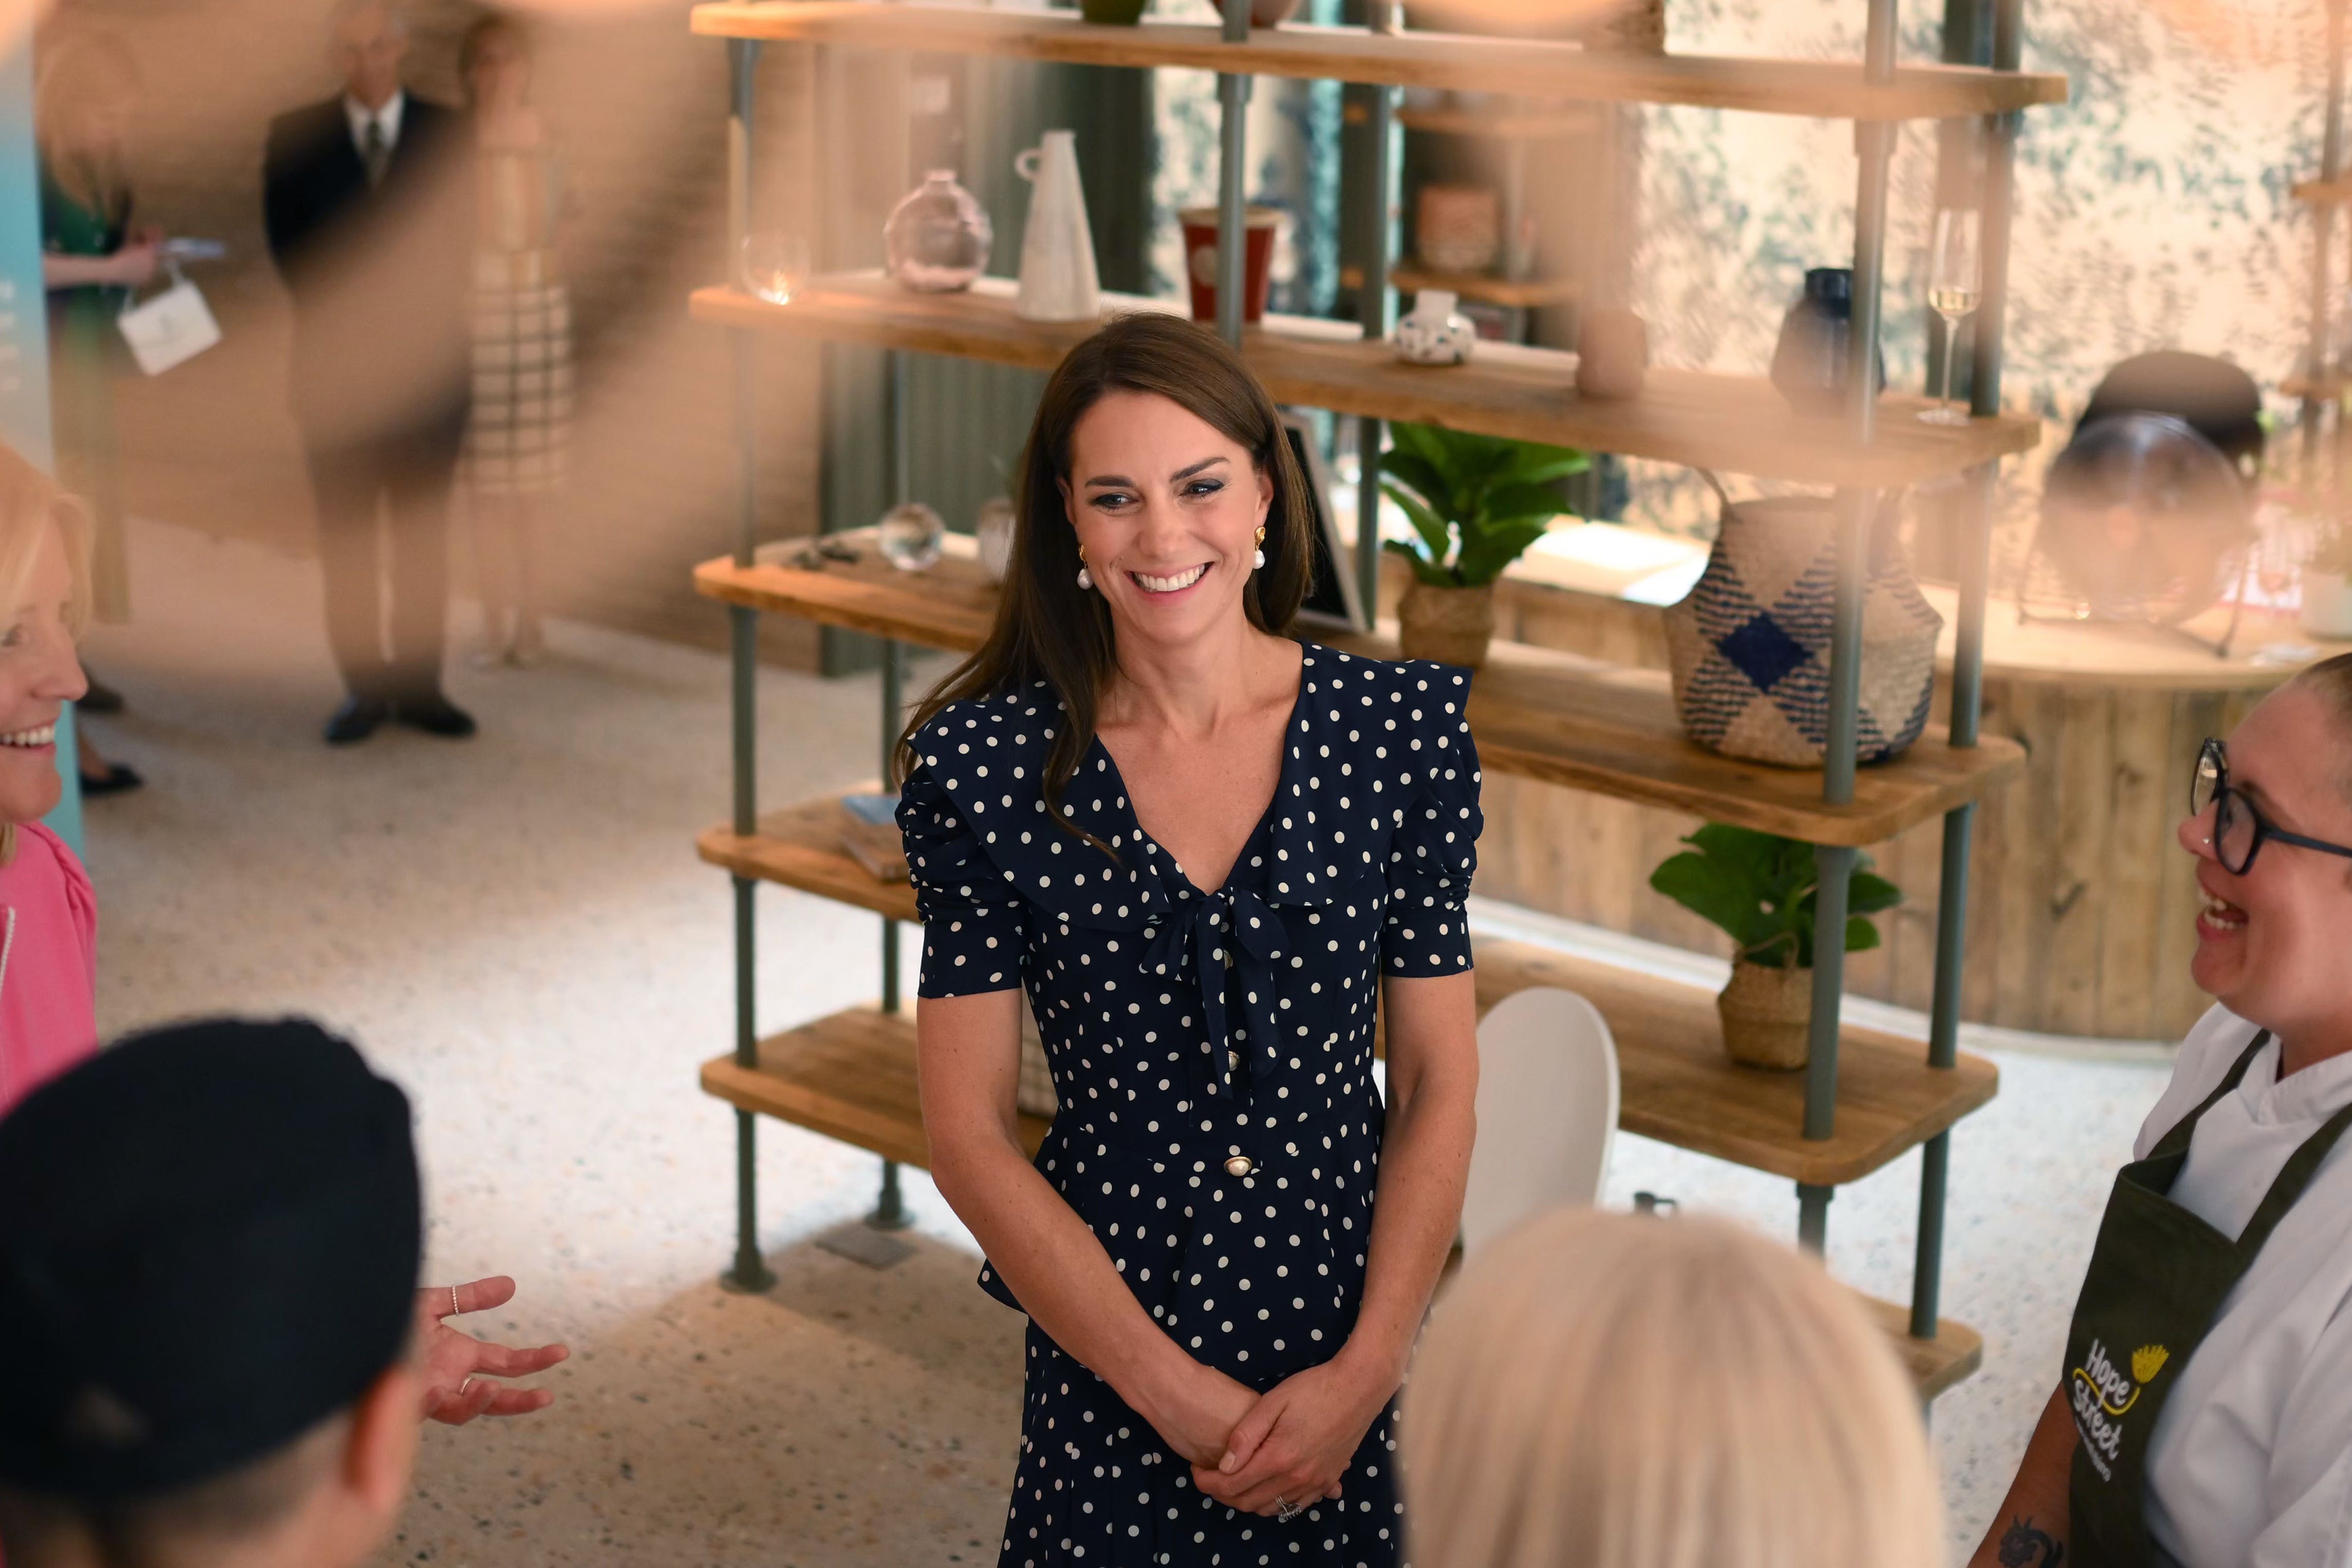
265, 0, 475, 745
459, 14, 573, 671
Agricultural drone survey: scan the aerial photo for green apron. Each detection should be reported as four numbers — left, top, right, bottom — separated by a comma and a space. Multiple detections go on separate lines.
2064, 1031, 2352, 1566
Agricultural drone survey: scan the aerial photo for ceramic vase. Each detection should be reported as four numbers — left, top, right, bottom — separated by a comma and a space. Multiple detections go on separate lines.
1718, 959, 1811, 1071
976, 497, 1017, 584
884, 171, 992, 293
1250, 0, 1301, 21
1769, 267, 1884, 415
1576, 306, 1648, 400
1014, 132, 1102, 323
2306, 569, 2352, 639
1395, 289, 1477, 367
1663, 495, 1942, 767
1398, 580, 1496, 668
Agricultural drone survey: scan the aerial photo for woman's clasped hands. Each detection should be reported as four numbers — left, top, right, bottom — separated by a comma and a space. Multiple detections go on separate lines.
1189, 1350, 1397, 1518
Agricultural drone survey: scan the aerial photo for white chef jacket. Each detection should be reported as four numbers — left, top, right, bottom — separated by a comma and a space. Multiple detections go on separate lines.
2134, 1004, 2352, 1568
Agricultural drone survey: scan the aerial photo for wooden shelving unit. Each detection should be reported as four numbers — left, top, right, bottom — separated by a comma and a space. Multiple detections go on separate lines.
692, 0, 2057, 1402
1388, 265, 1579, 311
1394, 102, 1598, 141
695, 538, 2025, 847
692, 277, 2040, 488
690, 3, 2065, 118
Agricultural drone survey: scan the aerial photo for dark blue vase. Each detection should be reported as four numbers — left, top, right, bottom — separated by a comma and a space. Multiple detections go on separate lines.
1770, 267, 1885, 416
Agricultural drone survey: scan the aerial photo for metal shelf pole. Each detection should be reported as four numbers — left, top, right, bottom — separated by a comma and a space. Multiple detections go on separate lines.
1799, 0, 1899, 1255
2307, 0, 2347, 482
871, 351, 912, 1234
1911, 0, 2022, 1340
1214, 0, 1253, 348
1343, 21, 1396, 623
721, 34, 776, 1295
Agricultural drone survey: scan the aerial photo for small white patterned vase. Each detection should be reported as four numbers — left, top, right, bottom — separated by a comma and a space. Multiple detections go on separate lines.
1394, 289, 1477, 367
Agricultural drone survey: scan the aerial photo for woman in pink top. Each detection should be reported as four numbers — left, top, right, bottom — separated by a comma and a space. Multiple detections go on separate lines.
0, 441, 569, 1424
0, 449, 97, 1117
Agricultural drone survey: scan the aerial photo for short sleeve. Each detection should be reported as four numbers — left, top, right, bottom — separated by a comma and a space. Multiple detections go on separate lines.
1382, 679, 1481, 977
898, 759, 1029, 998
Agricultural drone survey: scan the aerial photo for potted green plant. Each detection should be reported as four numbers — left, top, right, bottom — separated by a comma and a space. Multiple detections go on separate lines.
1648, 823, 1901, 1071
1379, 421, 1587, 666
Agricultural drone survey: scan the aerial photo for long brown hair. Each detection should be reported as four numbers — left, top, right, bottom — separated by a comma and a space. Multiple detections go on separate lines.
33, 28, 140, 223
897, 312, 1315, 850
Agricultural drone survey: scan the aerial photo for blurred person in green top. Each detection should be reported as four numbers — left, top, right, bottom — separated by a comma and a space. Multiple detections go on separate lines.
35, 25, 152, 797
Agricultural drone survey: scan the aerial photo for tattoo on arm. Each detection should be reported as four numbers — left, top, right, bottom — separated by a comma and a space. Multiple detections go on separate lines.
1998, 1517, 2063, 1568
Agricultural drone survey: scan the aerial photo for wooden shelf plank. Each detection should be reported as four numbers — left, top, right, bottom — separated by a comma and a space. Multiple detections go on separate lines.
1858, 1295, 1984, 1401
1390, 265, 1580, 310
695, 539, 2027, 847
2293, 177, 2352, 206
699, 992, 1983, 1395
1396, 102, 1599, 140
1469, 939, 1998, 1188
688, 4, 2067, 121
701, 1004, 1055, 1169
2285, 371, 2347, 401
691, 276, 2042, 488
698, 792, 918, 923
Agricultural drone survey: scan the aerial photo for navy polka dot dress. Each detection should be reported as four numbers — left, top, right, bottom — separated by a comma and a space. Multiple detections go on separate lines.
897, 649, 1481, 1568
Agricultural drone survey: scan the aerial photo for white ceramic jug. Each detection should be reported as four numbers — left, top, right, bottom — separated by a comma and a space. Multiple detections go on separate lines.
1014, 131, 1102, 323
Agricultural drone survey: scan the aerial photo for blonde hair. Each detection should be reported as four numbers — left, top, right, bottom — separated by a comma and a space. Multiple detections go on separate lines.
33, 28, 140, 221
0, 444, 94, 867
1404, 1209, 1946, 1568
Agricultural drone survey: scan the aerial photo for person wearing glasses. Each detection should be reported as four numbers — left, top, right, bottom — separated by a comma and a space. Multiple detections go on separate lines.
1967, 651, 2352, 1568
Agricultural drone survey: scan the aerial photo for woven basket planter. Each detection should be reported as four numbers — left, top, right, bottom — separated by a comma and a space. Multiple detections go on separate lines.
1664, 495, 1942, 768
1398, 580, 1497, 668
1717, 959, 1813, 1071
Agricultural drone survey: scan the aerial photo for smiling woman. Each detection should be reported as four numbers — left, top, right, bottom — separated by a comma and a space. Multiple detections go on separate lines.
0, 444, 97, 1117
895, 313, 1483, 1568
1967, 652, 2352, 1568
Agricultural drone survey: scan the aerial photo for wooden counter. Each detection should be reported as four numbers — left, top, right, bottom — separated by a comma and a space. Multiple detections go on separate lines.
1473, 528, 2352, 1041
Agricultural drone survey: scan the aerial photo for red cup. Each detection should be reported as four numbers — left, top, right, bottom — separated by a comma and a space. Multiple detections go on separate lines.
1180, 205, 1281, 326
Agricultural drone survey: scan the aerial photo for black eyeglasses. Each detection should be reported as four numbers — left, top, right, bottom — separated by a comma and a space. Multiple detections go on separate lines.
2191, 738, 2352, 876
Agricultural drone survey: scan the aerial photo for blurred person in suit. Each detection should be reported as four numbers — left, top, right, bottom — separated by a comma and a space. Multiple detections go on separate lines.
265, 0, 475, 745
35, 25, 154, 796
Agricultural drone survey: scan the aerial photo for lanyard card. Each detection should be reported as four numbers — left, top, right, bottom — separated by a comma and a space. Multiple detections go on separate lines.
117, 262, 221, 376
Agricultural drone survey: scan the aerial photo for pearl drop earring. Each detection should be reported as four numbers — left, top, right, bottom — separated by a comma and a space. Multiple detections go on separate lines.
1253, 525, 1267, 571
1076, 545, 1093, 592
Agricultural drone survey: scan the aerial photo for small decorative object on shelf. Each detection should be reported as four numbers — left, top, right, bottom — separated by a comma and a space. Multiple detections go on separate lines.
1014, 131, 1102, 323
1180, 204, 1280, 325
884, 170, 992, 293
1079, 0, 1147, 21
1575, 305, 1649, 400
976, 495, 1017, 584
1250, 0, 1301, 21
1648, 823, 1901, 1071
1380, 421, 1587, 667
1665, 493, 1941, 767
2305, 516, 2352, 638
1394, 288, 1477, 366
1769, 267, 1884, 415
876, 501, 946, 571
1415, 184, 1501, 275
738, 231, 810, 305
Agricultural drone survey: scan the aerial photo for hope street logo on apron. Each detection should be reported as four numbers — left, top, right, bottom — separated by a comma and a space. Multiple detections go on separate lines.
2070, 1340, 2170, 1479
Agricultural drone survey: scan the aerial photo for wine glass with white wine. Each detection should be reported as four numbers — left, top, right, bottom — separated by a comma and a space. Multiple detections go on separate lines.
1920, 208, 1982, 426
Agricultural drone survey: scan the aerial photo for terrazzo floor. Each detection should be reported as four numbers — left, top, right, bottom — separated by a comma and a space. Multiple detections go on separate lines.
79, 515, 2181, 1566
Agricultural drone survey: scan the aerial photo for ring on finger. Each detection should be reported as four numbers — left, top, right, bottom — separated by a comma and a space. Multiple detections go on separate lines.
1275, 1498, 1300, 1523
450, 1284, 460, 1318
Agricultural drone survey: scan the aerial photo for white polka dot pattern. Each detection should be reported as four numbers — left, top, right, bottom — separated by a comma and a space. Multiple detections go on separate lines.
892, 651, 1480, 1567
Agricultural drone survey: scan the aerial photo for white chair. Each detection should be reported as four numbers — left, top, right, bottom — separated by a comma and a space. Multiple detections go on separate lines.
1460, 986, 1620, 1260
